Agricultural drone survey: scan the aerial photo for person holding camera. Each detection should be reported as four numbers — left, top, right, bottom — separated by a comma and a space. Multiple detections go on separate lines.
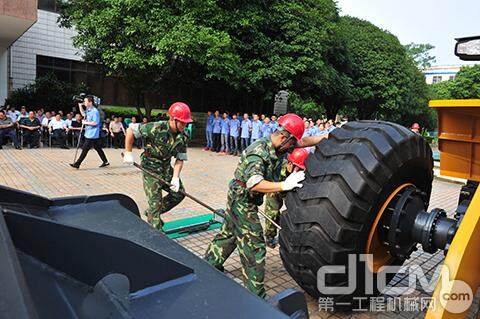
70, 96, 109, 169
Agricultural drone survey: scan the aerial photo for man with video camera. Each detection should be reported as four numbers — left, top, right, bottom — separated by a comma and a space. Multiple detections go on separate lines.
70, 95, 109, 169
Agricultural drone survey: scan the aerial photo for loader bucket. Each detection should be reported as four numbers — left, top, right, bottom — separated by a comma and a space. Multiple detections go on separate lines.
0, 185, 305, 319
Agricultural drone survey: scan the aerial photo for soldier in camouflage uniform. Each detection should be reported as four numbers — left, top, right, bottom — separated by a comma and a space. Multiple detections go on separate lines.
204, 113, 306, 298
123, 102, 193, 230
264, 147, 310, 248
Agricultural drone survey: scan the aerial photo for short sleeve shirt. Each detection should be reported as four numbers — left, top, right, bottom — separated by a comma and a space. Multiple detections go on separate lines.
20, 117, 41, 128
140, 121, 188, 165
84, 107, 101, 139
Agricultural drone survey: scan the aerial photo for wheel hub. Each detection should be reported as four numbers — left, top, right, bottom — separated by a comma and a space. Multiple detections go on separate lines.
366, 184, 460, 273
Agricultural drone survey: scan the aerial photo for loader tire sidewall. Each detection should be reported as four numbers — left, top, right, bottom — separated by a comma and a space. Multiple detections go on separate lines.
279, 121, 433, 306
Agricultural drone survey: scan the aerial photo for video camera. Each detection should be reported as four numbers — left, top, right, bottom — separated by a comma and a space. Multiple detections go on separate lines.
72, 93, 101, 107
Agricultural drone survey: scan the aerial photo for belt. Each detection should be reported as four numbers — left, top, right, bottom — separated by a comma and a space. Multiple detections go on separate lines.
235, 179, 247, 188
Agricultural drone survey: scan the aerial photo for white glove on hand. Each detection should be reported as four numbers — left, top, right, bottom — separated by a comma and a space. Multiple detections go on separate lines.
281, 171, 305, 191
123, 151, 134, 165
170, 177, 180, 192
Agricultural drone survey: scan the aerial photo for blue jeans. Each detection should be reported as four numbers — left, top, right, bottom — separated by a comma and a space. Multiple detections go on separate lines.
241, 137, 250, 151
206, 130, 213, 148
230, 136, 239, 153
0, 129, 19, 147
221, 133, 229, 152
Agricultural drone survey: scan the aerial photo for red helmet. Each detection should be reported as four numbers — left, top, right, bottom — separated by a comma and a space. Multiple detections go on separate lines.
169, 102, 193, 123
277, 113, 304, 140
411, 123, 420, 130
287, 148, 309, 170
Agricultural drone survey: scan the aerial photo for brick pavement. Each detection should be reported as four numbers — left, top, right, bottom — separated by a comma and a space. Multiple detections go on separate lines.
0, 146, 475, 318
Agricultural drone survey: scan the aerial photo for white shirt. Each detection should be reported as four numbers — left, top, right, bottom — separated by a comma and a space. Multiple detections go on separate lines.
64, 119, 72, 128
7, 110, 20, 122
42, 117, 51, 126
48, 118, 66, 130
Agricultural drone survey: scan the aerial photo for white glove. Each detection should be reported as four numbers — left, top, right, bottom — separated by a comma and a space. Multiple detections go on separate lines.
170, 177, 180, 192
123, 151, 134, 165
281, 171, 305, 191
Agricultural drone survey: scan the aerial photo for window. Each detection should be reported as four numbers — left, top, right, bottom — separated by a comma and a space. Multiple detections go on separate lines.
432, 76, 443, 84
449, 76, 455, 81
36, 55, 127, 106
38, 0, 60, 12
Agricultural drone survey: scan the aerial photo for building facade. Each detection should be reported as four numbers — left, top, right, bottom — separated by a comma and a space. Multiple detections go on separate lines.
423, 65, 461, 85
1, 0, 132, 108
0, 0, 37, 104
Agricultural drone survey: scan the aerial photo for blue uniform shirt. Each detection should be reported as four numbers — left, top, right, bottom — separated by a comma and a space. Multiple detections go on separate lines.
270, 121, 278, 132
261, 122, 274, 138
309, 126, 319, 136
251, 120, 262, 139
84, 107, 101, 139
221, 118, 230, 134
206, 114, 214, 132
241, 119, 251, 138
212, 117, 222, 133
229, 119, 240, 137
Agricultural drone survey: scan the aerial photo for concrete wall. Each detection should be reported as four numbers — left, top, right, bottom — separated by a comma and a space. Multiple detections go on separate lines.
10, 9, 80, 90
0, 47, 7, 104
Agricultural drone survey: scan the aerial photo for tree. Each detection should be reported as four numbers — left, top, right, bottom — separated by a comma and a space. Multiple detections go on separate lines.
404, 43, 436, 70
429, 65, 480, 100
58, 0, 347, 118
449, 65, 480, 99
429, 80, 454, 100
339, 16, 431, 127
5, 73, 88, 111
58, 0, 240, 118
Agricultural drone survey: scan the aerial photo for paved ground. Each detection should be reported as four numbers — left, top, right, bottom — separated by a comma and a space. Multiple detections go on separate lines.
0, 146, 477, 318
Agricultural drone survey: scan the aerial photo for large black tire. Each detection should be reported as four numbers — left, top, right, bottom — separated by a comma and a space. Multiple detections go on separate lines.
279, 121, 433, 305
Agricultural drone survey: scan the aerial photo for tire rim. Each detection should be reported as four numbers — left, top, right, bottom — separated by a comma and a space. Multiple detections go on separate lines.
365, 183, 413, 273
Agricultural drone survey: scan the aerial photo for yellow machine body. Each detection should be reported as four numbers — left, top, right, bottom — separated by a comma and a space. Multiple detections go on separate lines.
426, 100, 480, 318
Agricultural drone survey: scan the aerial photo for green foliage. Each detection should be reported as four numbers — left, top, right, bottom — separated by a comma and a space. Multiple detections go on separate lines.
339, 16, 433, 129
101, 105, 167, 121
429, 65, 480, 100
449, 65, 480, 99
58, 0, 346, 118
288, 92, 326, 119
429, 81, 454, 100
404, 43, 436, 70
4, 73, 88, 111
57, 1, 433, 127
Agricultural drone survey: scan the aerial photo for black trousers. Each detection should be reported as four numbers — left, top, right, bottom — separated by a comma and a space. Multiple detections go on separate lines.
52, 129, 67, 147
74, 138, 108, 166
23, 130, 40, 147
212, 133, 221, 152
112, 132, 124, 148
0, 129, 19, 147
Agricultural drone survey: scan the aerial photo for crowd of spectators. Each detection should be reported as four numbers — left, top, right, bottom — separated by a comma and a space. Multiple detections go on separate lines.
0, 105, 147, 150
204, 111, 343, 156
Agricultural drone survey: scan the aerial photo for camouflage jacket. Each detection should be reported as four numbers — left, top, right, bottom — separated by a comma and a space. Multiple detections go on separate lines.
233, 136, 285, 203
139, 121, 188, 166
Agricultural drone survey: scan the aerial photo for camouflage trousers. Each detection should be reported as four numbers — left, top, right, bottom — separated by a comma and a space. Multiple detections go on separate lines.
264, 192, 283, 240
142, 162, 185, 231
204, 180, 267, 298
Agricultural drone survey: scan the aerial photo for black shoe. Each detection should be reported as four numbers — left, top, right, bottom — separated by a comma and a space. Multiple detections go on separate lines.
15, 146, 22, 150
70, 163, 80, 169
266, 237, 277, 249
99, 162, 110, 168
0, 145, 2, 150
61, 145, 70, 149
